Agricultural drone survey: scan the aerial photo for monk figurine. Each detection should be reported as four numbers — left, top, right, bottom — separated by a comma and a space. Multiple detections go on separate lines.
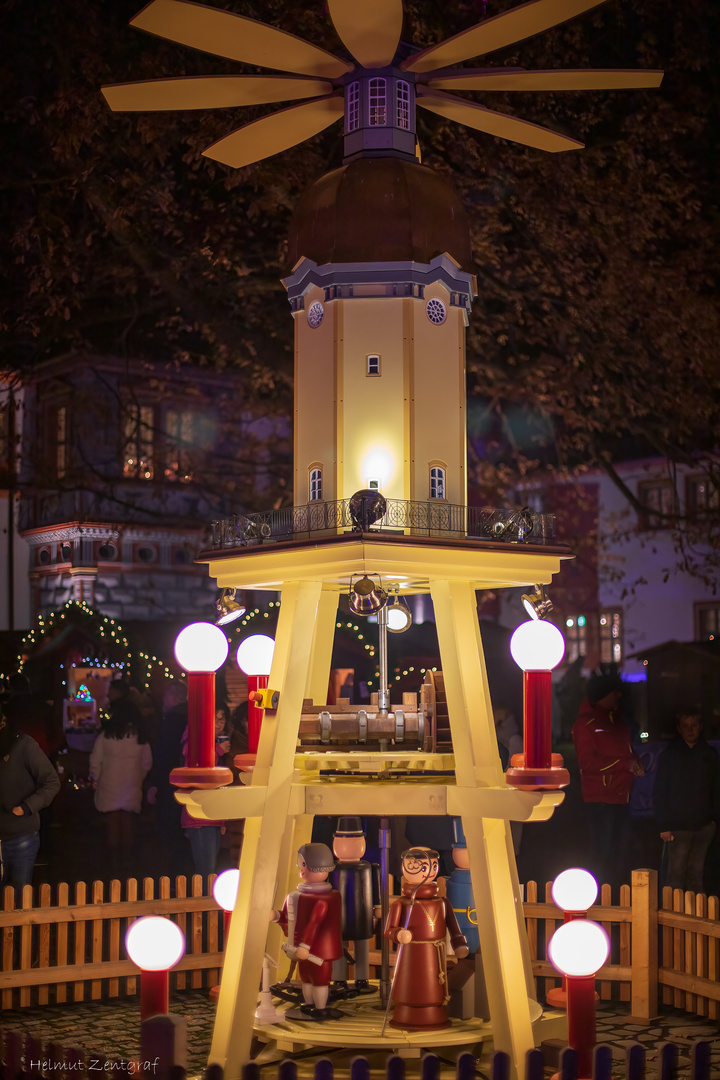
384, 846, 468, 1030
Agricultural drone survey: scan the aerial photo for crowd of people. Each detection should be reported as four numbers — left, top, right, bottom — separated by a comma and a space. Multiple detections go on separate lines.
1, 667, 719, 900
0, 672, 249, 892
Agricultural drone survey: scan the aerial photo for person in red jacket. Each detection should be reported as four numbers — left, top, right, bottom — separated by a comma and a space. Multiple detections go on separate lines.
271, 842, 343, 1019
572, 673, 644, 890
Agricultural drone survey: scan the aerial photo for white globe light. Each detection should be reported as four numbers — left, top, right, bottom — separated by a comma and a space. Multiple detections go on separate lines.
510, 619, 565, 671
548, 920, 610, 977
551, 868, 598, 913
213, 868, 240, 912
174, 622, 229, 673
125, 917, 185, 971
387, 603, 411, 633
236, 634, 275, 677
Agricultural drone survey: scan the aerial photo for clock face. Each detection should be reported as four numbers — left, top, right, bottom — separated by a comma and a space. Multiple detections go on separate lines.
307, 301, 325, 328
426, 298, 447, 325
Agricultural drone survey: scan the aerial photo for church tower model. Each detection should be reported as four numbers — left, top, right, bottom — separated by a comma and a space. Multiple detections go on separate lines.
101, 3, 662, 1076
286, 150, 476, 509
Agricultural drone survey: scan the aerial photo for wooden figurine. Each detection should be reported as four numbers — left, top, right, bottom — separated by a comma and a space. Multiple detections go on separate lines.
271, 842, 343, 1020
384, 846, 468, 1030
331, 815, 378, 997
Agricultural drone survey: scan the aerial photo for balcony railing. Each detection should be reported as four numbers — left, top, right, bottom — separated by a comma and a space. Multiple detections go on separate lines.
211, 498, 555, 549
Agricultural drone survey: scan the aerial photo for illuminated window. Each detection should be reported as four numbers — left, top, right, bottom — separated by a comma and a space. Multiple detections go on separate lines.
309, 467, 322, 502
637, 479, 675, 530
56, 405, 68, 479
367, 354, 381, 376
430, 466, 446, 500
564, 615, 587, 663
396, 81, 410, 129
369, 78, 387, 126
686, 475, 719, 520
123, 404, 155, 480
696, 603, 720, 641
164, 410, 214, 483
599, 610, 623, 665
347, 81, 360, 131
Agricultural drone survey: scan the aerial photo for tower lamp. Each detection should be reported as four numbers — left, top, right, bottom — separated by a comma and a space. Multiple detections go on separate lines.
125, 916, 186, 1020
170, 622, 233, 789
548, 918, 610, 1080
546, 868, 599, 1008
236, 634, 275, 753
506, 619, 570, 791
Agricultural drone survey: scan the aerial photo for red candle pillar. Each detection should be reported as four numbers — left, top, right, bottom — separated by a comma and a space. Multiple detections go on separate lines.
170, 622, 233, 790
506, 619, 570, 791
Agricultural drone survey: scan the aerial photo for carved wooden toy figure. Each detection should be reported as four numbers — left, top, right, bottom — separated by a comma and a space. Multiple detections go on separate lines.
271, 842, 343, 1019
331, 815, 378, 997
445, 817, 489, 1021
384, 846, 468, 1030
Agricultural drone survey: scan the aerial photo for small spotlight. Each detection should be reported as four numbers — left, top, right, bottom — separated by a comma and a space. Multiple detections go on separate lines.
348, 575, 387, 616
216, 587, 246, 626
521, 584, 553, 621
386, 593, 412, 634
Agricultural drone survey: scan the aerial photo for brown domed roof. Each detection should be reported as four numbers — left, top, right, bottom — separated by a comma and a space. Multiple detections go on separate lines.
287, 157, 472, 271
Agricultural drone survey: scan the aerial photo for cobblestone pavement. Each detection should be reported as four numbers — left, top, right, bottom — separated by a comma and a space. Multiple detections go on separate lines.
1, 994, 718, 1078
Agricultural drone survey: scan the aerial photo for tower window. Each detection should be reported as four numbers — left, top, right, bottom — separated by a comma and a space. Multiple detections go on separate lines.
347, 81, 360, 132
430, 466, 446, 500
368, 78, 387, 126
367, 354, 381, 376
309, 467, 322, 502
396, 81, 410, 129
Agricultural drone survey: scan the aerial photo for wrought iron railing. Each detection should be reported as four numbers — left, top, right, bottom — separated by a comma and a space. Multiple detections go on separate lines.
211, 499, 555, 549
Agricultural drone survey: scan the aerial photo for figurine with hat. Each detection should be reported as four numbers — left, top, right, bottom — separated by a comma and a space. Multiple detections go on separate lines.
270, 842, 344, 1020
331, 816, 379, 997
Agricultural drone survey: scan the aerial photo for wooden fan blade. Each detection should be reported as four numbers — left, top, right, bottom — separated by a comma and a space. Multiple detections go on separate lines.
202, 94, 345, 168
102, 75, 333, 111
327, 0, 403, 68
131, 0, 353, 78
403, 0, 606, 74
427, 69, 664, 92
417, 88, 583, 152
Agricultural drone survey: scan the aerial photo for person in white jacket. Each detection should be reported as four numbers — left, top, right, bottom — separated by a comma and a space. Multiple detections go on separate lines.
89, 680, 152, 867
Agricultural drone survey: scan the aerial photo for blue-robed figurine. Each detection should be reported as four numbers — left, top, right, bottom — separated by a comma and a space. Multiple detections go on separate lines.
445, 817, 489, 1020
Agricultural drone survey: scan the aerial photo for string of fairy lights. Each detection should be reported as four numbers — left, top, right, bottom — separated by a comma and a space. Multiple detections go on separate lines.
8, 599, 174, 691
2, 598, 438, 695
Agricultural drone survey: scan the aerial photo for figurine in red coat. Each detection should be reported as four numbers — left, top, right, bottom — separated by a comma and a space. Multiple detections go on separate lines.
385, 846, 468, 1030
271, 842, 343, 1017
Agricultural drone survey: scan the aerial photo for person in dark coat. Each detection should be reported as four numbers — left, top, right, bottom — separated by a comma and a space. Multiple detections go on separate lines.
653, 711, 720, 893
0, 710, 60, 892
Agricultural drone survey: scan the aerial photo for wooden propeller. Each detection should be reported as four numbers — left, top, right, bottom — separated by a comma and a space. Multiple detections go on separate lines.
327, 0, 403, 69
202, 94, 345, 168
426, 68, 664, 92
102, 75, 333, 112
131, 0, 353, 78
403, 0, 606, 74
416, 87, 584, 153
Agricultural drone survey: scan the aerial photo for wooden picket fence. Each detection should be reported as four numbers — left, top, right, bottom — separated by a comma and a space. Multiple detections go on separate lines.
524, 869, 720, 1020
1, 869, 719, 1019
0, 876, 224, 1010
0, 1033, 714, 1080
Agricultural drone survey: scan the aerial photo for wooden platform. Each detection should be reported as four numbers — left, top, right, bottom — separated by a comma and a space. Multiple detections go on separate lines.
253, 993, 566, 1059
